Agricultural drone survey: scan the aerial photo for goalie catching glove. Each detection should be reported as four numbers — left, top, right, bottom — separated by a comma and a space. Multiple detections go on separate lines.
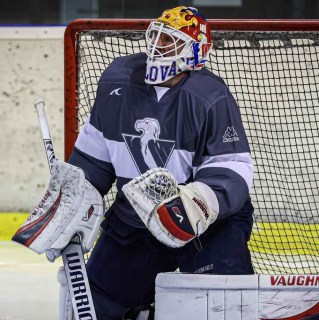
12, 160, 104, 261
122, 168, 219, 248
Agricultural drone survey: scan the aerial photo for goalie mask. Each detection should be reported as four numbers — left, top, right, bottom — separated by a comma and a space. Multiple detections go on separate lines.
145, 6, 212, 85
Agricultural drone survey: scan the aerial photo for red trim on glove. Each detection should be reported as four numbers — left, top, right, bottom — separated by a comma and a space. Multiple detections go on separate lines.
13, 191, 62, 247
157, 205, 194, 242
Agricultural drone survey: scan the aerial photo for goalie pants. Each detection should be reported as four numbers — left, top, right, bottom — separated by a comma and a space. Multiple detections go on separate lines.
86, 199, 254, 320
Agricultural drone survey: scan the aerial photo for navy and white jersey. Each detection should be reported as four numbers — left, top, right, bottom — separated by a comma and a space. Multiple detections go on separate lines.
69, 52, 253, 228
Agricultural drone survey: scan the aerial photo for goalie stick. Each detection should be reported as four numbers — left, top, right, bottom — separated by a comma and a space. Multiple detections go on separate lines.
34, 98, 97, 320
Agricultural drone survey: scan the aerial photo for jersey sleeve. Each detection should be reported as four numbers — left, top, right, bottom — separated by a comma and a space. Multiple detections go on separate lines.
68, 83, 116, 196
194, 88, 253, 219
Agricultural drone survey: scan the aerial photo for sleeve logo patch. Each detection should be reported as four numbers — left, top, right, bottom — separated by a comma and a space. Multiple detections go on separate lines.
223, 126, 240, 143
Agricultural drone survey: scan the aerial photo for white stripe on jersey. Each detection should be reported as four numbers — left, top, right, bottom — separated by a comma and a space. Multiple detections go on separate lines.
166, 149, 194, 183
76, 117, 252, 189
194, 152, 254, 191
75, 116, 112, 162
75, 117, 140, 177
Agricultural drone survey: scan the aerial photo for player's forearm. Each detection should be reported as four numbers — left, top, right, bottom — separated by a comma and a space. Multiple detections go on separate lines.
68, 146, 115, 196
195, 164, 252, 219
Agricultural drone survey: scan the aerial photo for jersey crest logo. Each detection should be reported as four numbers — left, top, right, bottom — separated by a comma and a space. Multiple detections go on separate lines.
223, 126, 240, 143
122, 118, 175, 174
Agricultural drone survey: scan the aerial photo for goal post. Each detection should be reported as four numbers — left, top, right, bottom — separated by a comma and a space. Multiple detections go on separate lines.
64, 19, 319, 275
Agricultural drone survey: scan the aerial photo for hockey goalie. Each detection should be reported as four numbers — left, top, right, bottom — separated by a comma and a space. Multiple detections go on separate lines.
13, 5, 254, 320
65, 5, 253, 319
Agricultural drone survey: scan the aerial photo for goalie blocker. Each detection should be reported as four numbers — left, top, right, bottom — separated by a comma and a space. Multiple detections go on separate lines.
12, 160, 104, 260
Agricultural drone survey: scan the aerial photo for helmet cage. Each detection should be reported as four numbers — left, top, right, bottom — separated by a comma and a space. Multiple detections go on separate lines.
146, 21, 195, 62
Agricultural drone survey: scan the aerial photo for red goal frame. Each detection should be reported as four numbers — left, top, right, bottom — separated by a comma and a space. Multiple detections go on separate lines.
64, 18, 319, 161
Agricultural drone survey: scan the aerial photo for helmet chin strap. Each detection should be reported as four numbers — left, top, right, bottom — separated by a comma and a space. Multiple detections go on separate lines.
176, 58, 192, 72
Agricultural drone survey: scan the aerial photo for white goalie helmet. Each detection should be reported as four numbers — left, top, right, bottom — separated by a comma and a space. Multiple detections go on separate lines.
145, 6, 213, 85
